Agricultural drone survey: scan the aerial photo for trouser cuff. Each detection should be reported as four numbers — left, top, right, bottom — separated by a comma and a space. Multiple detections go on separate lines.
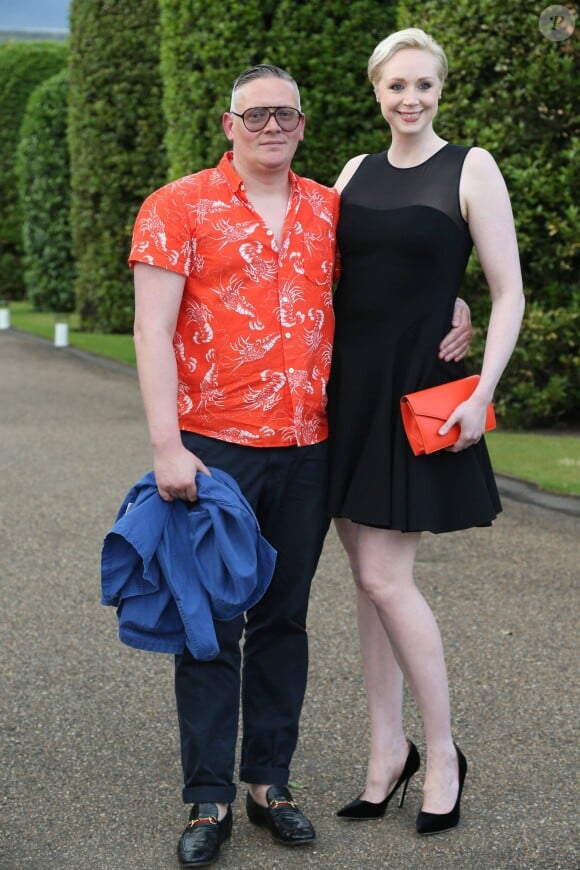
240, 766, 289, 786
182, 784, 237, 805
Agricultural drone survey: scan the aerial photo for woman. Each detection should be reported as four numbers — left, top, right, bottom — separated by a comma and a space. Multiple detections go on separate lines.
327, 28, 524, 835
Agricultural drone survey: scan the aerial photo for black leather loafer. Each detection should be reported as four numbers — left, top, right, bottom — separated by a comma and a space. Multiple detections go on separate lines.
177, 802, 232, 867
246, 785, 315, 845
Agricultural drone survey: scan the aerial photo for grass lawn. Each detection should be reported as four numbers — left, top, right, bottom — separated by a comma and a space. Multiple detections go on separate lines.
486, 430, 579, 496
4, 302, 579, 496
7, 301, 136, 365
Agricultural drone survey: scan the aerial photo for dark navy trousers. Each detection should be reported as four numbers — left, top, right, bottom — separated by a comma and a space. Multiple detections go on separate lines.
175, 433, 330, 804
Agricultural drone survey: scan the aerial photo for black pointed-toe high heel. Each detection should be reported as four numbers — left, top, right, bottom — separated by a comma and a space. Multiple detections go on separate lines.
415, 743, 467, 835
336, 741, 421, 820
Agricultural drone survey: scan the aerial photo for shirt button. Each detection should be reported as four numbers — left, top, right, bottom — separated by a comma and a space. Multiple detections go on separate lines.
266, 229, 273, 236
285, 332, 291, 339
288, 367, 294, 374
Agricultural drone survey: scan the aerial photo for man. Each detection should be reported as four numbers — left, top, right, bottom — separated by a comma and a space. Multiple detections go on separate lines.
130, 64, 470, 867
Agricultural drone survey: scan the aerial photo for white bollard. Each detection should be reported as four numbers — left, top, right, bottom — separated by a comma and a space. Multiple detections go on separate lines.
54, 321, 69, 347
0, 305, 9, 329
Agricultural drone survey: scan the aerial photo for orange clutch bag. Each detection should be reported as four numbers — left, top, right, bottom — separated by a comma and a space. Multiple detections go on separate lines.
400, 374, 496, 456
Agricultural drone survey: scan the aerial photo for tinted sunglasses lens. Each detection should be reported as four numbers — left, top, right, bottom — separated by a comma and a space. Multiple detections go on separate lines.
243, 109, 269, 130
241, 108, 301, 131
276, 109, 300, 130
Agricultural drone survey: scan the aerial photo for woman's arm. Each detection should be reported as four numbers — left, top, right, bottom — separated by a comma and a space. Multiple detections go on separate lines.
334, 154, 367, 193
442, 147, 525, 450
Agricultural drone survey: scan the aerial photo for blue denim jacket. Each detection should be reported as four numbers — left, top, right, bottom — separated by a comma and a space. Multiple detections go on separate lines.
101, 468, 276, 660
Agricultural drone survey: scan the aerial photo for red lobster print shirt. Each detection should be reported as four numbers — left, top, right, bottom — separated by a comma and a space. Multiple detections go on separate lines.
130, 152, 339, 447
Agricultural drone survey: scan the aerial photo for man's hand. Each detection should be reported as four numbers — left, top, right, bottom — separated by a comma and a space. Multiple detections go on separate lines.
438, 298, 473, 362
153, 444, 211, 502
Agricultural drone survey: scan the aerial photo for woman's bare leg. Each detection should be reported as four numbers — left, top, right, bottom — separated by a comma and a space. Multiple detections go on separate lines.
354, 524, 459, 813
334, 519, 412, 802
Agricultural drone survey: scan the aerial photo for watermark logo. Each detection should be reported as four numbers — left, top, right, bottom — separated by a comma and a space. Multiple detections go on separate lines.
539, 5, 576, 41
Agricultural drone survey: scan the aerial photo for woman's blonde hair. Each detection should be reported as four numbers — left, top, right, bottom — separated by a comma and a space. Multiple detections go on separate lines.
368, 28, 448, 88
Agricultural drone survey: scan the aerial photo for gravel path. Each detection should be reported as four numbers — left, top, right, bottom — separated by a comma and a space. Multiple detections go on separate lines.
2, 330, 578, 869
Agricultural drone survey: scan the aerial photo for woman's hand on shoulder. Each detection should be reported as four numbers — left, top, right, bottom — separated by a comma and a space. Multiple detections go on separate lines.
334, 155, 367, 193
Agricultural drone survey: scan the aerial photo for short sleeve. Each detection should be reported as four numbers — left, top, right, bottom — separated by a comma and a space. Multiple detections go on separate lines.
129, 179, 196, 276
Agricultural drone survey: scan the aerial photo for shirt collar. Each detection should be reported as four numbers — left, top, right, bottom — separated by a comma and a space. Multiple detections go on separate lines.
218, 151, 299, 197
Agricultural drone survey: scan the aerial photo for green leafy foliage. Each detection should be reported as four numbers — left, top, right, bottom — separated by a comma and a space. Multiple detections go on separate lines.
159, 0, 275, 178
69, 0, 168, 331
0, 41, 68, 299
396, 1, 578, 310
16, 69, 76, 312
159, 0, 398, 182
270, 0, 398, 185
396, 2, 578, 426
470, 304, 579, 428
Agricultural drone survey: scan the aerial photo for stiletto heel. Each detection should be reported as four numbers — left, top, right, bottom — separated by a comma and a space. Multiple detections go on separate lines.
416, 743, 467, 835
398, 775, 411, 808
336, 741, 420, 820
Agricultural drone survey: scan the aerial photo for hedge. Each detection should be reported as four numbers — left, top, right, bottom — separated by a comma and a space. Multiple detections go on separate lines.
470, 304, 579, 428
16, 69, 76, 312
159, 0, 398, 183
69, 0, 168, 332
0, 41, 68, 299
396, 1, 578, 311
159, 0, 276, 179
270, 0, 398, 185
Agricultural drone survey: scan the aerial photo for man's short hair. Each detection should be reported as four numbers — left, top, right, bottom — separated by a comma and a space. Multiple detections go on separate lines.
230, 64, 301, 111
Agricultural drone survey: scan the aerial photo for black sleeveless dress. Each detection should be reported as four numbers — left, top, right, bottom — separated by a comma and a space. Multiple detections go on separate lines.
327, 144, 501, 533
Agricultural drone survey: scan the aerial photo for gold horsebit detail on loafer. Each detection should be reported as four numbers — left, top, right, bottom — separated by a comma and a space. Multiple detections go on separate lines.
269, 799, 297, 809
187, 816, 218, 827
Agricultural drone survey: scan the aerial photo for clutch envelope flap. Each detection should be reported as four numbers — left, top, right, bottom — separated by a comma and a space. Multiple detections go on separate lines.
404, 375, 481, 422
